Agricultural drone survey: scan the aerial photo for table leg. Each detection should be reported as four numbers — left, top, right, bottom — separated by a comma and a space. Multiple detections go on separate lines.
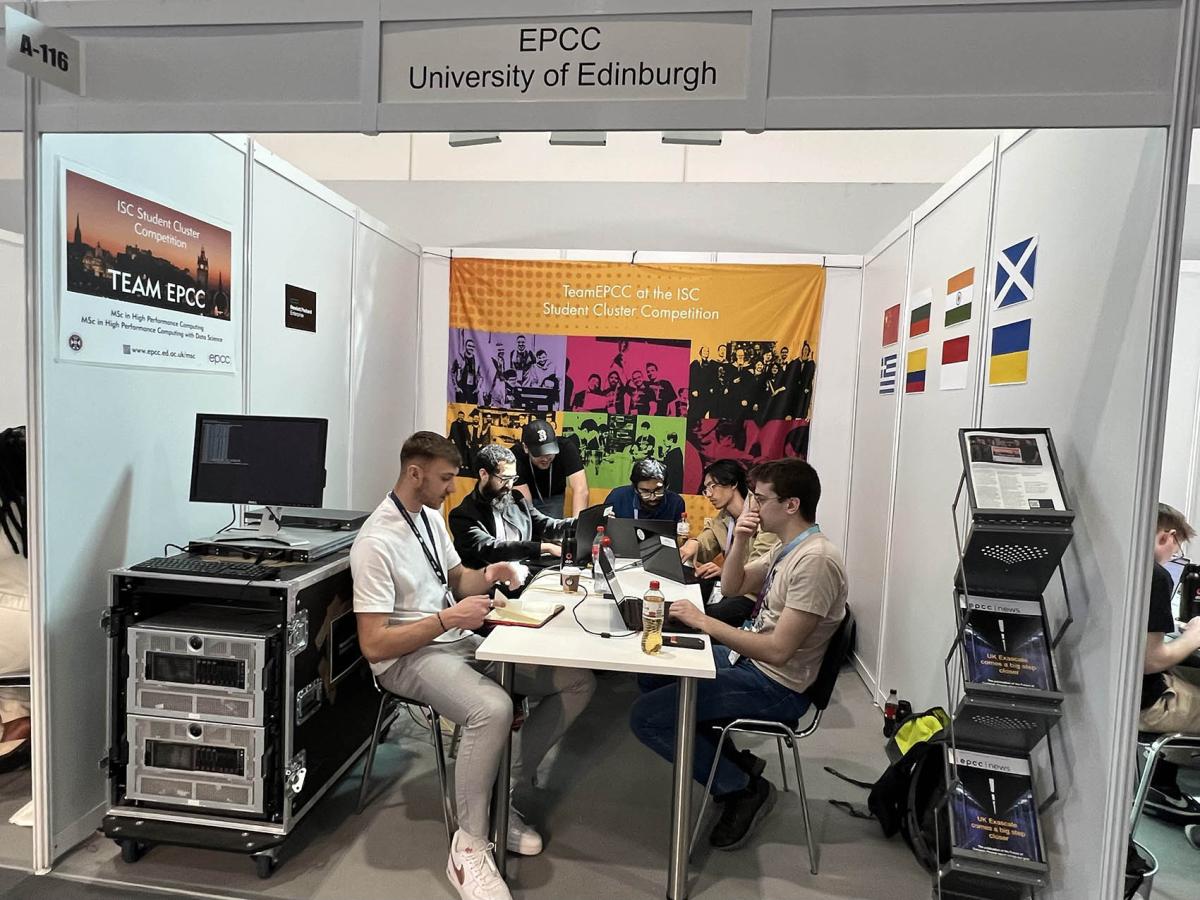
490, 661, 514, 879
668, 676, 697, 900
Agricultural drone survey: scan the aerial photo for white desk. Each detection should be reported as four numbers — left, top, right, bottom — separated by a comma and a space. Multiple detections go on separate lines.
476, 564, 716, 900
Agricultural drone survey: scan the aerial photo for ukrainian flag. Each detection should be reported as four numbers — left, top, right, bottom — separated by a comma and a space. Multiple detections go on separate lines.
989, 319, 1031, 385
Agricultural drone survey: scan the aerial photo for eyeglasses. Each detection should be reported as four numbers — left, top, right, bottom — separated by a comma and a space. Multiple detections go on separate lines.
637, 487, 666, 500
493, 473, 518, 486
701, 481, 729, 495
749, 491, 783, 506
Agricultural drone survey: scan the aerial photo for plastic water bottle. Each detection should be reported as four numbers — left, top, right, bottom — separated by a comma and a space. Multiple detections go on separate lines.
676, 513, 689, 549
641, 580, 665, 655
591, 526, 607, 571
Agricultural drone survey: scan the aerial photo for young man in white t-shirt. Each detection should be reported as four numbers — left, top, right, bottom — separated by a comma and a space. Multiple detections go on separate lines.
630, 457, 847, 852
352, 432, 595, 900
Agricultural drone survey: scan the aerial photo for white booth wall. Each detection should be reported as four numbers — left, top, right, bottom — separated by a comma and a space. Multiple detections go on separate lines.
1160, 261, 1200, 522
418, 248, 863, 552
846, 128, 1168, 900
31, 133, 421, 860
0, 228, 23, 430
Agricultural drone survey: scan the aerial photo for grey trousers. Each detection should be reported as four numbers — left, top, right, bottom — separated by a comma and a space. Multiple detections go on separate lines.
377, 635, 596, 841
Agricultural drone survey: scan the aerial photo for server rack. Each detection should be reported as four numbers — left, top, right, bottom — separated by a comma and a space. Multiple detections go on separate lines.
100, 553, 379, 878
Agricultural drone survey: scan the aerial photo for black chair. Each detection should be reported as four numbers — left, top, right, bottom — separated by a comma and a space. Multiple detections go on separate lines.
357, 680, 455, 846
1130, 729, 1200, 832
689, 606, 857, 874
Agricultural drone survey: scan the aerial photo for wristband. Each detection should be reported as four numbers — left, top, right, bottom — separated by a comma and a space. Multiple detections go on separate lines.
436, 611, 447, 633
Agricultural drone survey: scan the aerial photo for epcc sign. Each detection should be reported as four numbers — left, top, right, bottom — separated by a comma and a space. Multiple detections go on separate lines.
519, 26, 601, 52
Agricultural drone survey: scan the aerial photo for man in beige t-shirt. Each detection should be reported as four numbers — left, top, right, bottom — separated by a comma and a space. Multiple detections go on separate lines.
630, 457, 847, 852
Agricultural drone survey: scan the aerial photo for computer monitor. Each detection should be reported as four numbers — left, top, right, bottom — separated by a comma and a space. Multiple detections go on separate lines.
190, 414, 328, 544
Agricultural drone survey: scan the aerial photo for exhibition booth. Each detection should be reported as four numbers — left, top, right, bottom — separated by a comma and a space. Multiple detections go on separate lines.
0, 3, 1198, 900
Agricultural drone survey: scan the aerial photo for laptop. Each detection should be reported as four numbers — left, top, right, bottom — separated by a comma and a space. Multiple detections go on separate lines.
605, 517, 677, 558
639, 533, 700, 585
596, 546, 699, 634
571, 504, 608, 563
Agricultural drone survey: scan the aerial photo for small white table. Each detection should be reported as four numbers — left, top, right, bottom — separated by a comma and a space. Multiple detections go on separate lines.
476, 564, 716, 900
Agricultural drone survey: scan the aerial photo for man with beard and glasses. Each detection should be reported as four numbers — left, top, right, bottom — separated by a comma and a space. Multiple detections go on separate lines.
450, 443, 574, 570
603, 458, 686, 524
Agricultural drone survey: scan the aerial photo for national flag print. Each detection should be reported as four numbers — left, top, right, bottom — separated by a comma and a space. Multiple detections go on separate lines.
989, 318, 1032, 386
880, 353, 897, 395
910, 302, 932, 338
905, 347, 927, 394
940, 334, 970, 391
994, 236, 1037, 309
945, 267, 975, 327
882, 304, 900, 347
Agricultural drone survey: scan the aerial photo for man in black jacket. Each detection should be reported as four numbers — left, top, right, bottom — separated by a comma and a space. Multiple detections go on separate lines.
450, 443, 573, 570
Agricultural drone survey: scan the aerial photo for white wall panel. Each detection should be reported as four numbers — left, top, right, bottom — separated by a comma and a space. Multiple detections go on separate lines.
0, 231, 23, 430
1159, 263, 1200, 520
981, 128, 1166, 900
877, 160, 994, 710
349, 223, 420, 506
844, 228, 909, 695
36, 134, 247, 858
248, 160, 355, 507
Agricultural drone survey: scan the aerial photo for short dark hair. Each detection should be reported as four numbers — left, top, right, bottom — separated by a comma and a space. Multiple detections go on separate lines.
476, 443, 515, 476
703, 459, 748, 498
1158, 502, 1197, 542
751, 458, 820, 521
402, 431, 462, 469
631, 458, 666, 485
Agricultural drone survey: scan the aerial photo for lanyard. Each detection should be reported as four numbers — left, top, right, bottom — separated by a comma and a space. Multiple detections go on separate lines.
389, 492, 448, 588
725, 514, 736, 551
752, 524, 821, 618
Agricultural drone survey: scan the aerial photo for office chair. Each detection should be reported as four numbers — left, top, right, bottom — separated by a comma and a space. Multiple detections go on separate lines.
1130, 729, 1200, 832
357, 680, 456, 846
689, 607, 856, 875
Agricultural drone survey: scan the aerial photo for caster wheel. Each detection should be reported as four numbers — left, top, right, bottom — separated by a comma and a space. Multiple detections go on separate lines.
119, 839, 143, 864
254, 854, 276, 879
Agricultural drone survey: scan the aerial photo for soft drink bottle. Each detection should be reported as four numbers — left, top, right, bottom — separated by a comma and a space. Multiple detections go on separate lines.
641, 580, 665, 655
676, 513, 689, 549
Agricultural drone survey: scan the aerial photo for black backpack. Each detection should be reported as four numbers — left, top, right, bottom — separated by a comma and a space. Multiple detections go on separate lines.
829, 710, 952, 873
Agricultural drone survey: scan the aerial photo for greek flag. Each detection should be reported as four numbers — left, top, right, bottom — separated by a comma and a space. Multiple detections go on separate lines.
880, 353, 898, 395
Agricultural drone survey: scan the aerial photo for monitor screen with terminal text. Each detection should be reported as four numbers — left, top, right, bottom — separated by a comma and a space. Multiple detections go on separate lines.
189, 414, 328, 508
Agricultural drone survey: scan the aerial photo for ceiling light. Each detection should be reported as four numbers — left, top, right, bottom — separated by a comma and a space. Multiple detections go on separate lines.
549, 131, 607, 146
449, 133, 501, 148
661, 131, 722, 146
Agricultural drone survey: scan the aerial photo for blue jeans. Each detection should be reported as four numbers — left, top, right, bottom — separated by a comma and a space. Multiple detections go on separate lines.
630, 644, 811, 796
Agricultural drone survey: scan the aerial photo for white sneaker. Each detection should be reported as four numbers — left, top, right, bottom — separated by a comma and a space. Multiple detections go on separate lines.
506, 807, 543, 856
446, 831, 512, 900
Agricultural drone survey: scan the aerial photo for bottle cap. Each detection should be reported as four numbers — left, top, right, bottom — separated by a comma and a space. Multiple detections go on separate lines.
649, 580, 660, 590
596, 525, 605, 533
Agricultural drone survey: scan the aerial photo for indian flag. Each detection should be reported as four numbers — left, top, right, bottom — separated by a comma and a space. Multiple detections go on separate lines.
940, 335, 970, 391
944, 268, 974, 327
989, 318, 1031, 386
905, 347, 927, 393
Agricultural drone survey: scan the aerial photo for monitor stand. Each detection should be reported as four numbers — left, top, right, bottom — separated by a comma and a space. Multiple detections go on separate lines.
211, 506, 311, 547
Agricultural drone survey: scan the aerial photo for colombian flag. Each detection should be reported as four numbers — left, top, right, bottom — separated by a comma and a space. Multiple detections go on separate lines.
989, 318, 1031, 385
906, 347, 927, 393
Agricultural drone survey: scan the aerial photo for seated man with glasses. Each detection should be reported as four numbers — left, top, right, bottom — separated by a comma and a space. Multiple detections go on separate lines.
450, 443, 573, 570
630, 458, 847, 851
1140, 502, 1200, 827
603, 458, 686, 523
681, 460, 780, 625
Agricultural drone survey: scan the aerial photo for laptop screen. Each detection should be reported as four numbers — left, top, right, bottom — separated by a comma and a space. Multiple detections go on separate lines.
597, 546, 626, 599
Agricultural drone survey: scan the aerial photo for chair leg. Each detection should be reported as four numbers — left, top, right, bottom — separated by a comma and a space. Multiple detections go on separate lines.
689, 724, 733, 858
788, 733, 818, 875
449, 722, 462, 760
357, 694, 389, 815
1131, 736, 1181, 833
427, 706, 457, 846
776, 736, 789, 793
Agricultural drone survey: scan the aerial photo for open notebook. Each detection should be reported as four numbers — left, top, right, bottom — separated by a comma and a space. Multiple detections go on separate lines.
485, 594, 565, 628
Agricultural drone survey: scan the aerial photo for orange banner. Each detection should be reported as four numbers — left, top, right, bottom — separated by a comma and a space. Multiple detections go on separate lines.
446, 258, 826, 527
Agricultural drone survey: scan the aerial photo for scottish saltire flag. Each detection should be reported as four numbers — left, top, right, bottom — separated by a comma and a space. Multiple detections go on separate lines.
940, 335, 970, 391
995, 236, 1037, 309
880, 353, 897, 395
945, 268, 974, 327
989, 318, 1032, 385
905, 347, 927, 394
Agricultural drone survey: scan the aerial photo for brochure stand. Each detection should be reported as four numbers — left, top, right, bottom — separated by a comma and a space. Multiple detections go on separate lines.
934, 428, 1075, 900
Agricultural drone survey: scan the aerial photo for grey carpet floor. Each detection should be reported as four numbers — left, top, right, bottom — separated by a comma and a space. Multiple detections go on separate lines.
46, 670, 933, 899
0, 764, 32, 872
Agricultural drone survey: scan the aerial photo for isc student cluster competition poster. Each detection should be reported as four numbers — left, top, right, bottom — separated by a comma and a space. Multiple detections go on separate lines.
446, 259, 826, 524
60, 168, 237, 373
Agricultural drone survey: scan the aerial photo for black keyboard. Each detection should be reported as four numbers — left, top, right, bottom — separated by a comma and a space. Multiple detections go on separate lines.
130, 556, 281, 581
